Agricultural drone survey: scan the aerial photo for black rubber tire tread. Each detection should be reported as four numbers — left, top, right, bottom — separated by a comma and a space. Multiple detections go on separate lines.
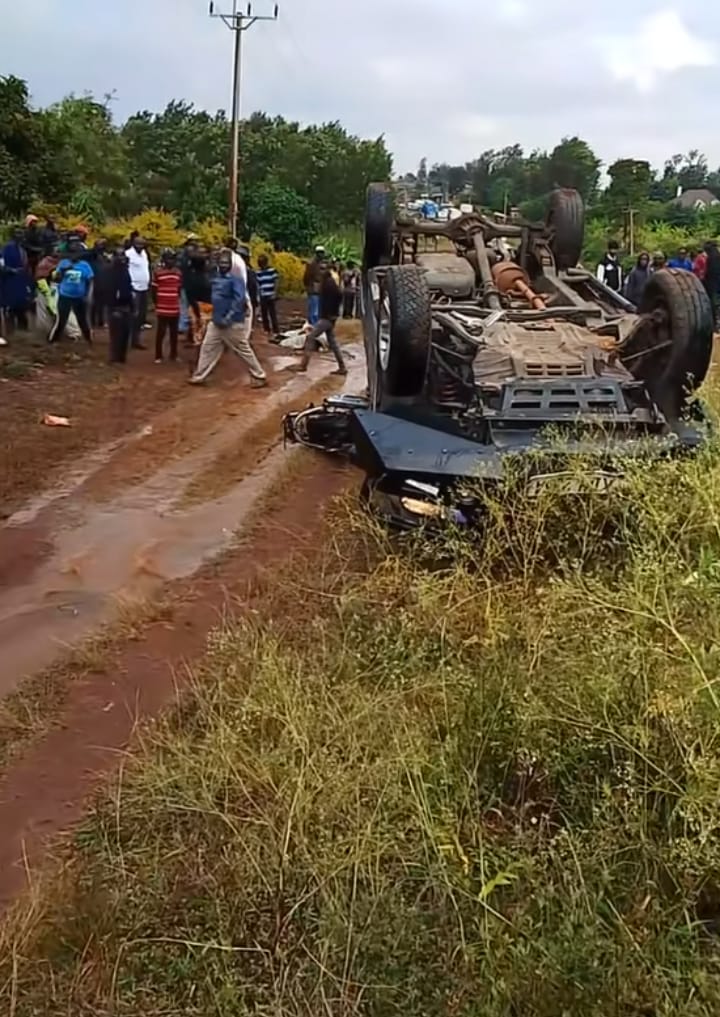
546, 188, 585, 270
637, 268, 714, 412
363, 182, 394, 270
383, 264, 432, 398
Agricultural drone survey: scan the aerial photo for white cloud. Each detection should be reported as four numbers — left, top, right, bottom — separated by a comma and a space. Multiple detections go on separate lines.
496, 0, 530, 22
598, 10, 715, 93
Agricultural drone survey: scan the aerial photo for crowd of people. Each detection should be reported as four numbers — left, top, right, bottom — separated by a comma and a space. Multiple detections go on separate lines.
0, 220, 361, 385
597, 239, 720, 316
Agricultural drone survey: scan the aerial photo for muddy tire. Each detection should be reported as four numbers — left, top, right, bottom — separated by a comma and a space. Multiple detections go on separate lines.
380, 265, 432, 398
546, 188, 585, 270
630, 268, 714, 416
363, 183, 394, 270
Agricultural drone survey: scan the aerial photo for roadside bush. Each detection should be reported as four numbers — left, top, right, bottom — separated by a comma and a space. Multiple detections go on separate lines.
9, 207, 309, 296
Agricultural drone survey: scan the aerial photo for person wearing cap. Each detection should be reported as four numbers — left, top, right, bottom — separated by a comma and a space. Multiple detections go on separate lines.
303, 246, 326, 325
651, 251, 666, 273
23, 214, 44, 276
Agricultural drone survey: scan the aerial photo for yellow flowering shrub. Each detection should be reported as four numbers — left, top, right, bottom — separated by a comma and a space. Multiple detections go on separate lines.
23, 206, 308, 296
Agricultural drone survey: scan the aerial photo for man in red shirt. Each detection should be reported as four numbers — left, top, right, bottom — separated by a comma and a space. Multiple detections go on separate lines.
693, 246, 708, 282
152, 249, 182, 362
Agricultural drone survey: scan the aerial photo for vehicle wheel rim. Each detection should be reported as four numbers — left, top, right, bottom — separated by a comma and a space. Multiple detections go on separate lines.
378, 291, 391, 372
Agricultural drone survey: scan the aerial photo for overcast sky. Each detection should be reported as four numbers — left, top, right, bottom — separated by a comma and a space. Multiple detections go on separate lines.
2, 1, 718, 176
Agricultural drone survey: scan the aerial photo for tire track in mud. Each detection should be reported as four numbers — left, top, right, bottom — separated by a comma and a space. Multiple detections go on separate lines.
0, 353, 366, 908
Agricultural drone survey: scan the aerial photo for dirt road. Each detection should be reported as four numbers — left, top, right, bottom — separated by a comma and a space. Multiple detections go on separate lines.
0, 316, 364, 904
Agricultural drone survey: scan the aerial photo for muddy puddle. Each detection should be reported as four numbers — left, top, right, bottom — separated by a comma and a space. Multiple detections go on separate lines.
0, 352, 364, 696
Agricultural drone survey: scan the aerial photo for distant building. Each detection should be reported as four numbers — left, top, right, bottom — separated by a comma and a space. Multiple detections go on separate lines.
675, 188, 720, 211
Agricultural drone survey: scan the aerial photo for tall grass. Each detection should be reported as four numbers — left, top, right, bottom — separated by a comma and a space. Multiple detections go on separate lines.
4, 426, 720, 1014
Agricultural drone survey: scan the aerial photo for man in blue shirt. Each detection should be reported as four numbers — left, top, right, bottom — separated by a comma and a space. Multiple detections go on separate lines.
189, 248, 267, 387
668, 247, 693, 272
49, 240, 94, 344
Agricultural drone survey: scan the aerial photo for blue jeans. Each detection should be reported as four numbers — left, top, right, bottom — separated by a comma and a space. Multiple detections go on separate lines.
179, 289, 190, 332
307, 293, 320, 325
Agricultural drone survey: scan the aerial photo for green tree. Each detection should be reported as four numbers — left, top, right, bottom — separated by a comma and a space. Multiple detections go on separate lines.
122, 101, 229, 223
245, 182, 319, 251
545, 137, 601, 201
39, 94, 131, 218
0, 76, 48, 218
603, 159, 653, 225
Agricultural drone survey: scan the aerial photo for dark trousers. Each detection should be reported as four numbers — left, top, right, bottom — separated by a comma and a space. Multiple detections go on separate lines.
155, 314, 179, 360
342, 291, 356, 318
49, 296, 91, 344
109, 308, 132, 363
131, 289, 149, 347
91, 295, 106, 328
303, 316, 346, 372
260, 296, 279, 334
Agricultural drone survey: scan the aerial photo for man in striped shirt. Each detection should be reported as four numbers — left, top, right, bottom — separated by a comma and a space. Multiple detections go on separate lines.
256, 254, 280, 337
152, 249, 182, 362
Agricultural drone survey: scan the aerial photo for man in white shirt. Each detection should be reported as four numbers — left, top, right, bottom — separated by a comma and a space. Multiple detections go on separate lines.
126, 235, 151, 349
227, 238, 254, 340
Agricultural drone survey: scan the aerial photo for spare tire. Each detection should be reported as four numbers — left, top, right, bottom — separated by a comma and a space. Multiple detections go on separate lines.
546, 188, 585, 270
378, 265, 432, 398
363, 183, 394, 270
627, 268, 713, 417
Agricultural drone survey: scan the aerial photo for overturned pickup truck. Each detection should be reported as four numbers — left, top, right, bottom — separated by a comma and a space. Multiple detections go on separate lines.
284, 184, 714, 527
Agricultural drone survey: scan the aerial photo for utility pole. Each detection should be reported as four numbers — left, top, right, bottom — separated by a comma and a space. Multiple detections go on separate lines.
209, 1, 279, 237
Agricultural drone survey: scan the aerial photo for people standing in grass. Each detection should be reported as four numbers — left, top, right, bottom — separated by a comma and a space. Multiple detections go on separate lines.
107, 248, 135, 364
256, 254, 280, 337
288, 261, 347, 376
651, 251, 666, 273
668, 247, 693, 272
126, 234, 151, 350
703, 242, 720, 327
152, 249, 182, 363
189, 248, 267, 388
623, 252, 651, 309
49, 239, 94, 345
0, 227, 33, 334
596, 240, 623, 292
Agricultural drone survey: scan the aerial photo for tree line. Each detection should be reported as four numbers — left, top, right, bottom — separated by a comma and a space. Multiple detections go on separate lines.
404, 140, 720, 238
0, 75, 392, 251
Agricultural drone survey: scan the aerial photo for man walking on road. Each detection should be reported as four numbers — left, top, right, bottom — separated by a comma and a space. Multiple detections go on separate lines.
288, 261, 347, 376
303, 245, 325, 324
189, 248, 267, 388
126, 235, 151, 349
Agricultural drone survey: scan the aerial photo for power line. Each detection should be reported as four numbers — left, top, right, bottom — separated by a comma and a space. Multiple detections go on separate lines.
209, 1, 279, 236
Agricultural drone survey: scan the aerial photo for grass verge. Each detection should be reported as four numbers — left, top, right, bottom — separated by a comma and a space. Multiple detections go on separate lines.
4, 422, 720, 1014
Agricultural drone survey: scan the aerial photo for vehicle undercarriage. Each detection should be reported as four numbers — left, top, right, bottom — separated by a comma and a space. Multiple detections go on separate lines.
284, 185, 713, 527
